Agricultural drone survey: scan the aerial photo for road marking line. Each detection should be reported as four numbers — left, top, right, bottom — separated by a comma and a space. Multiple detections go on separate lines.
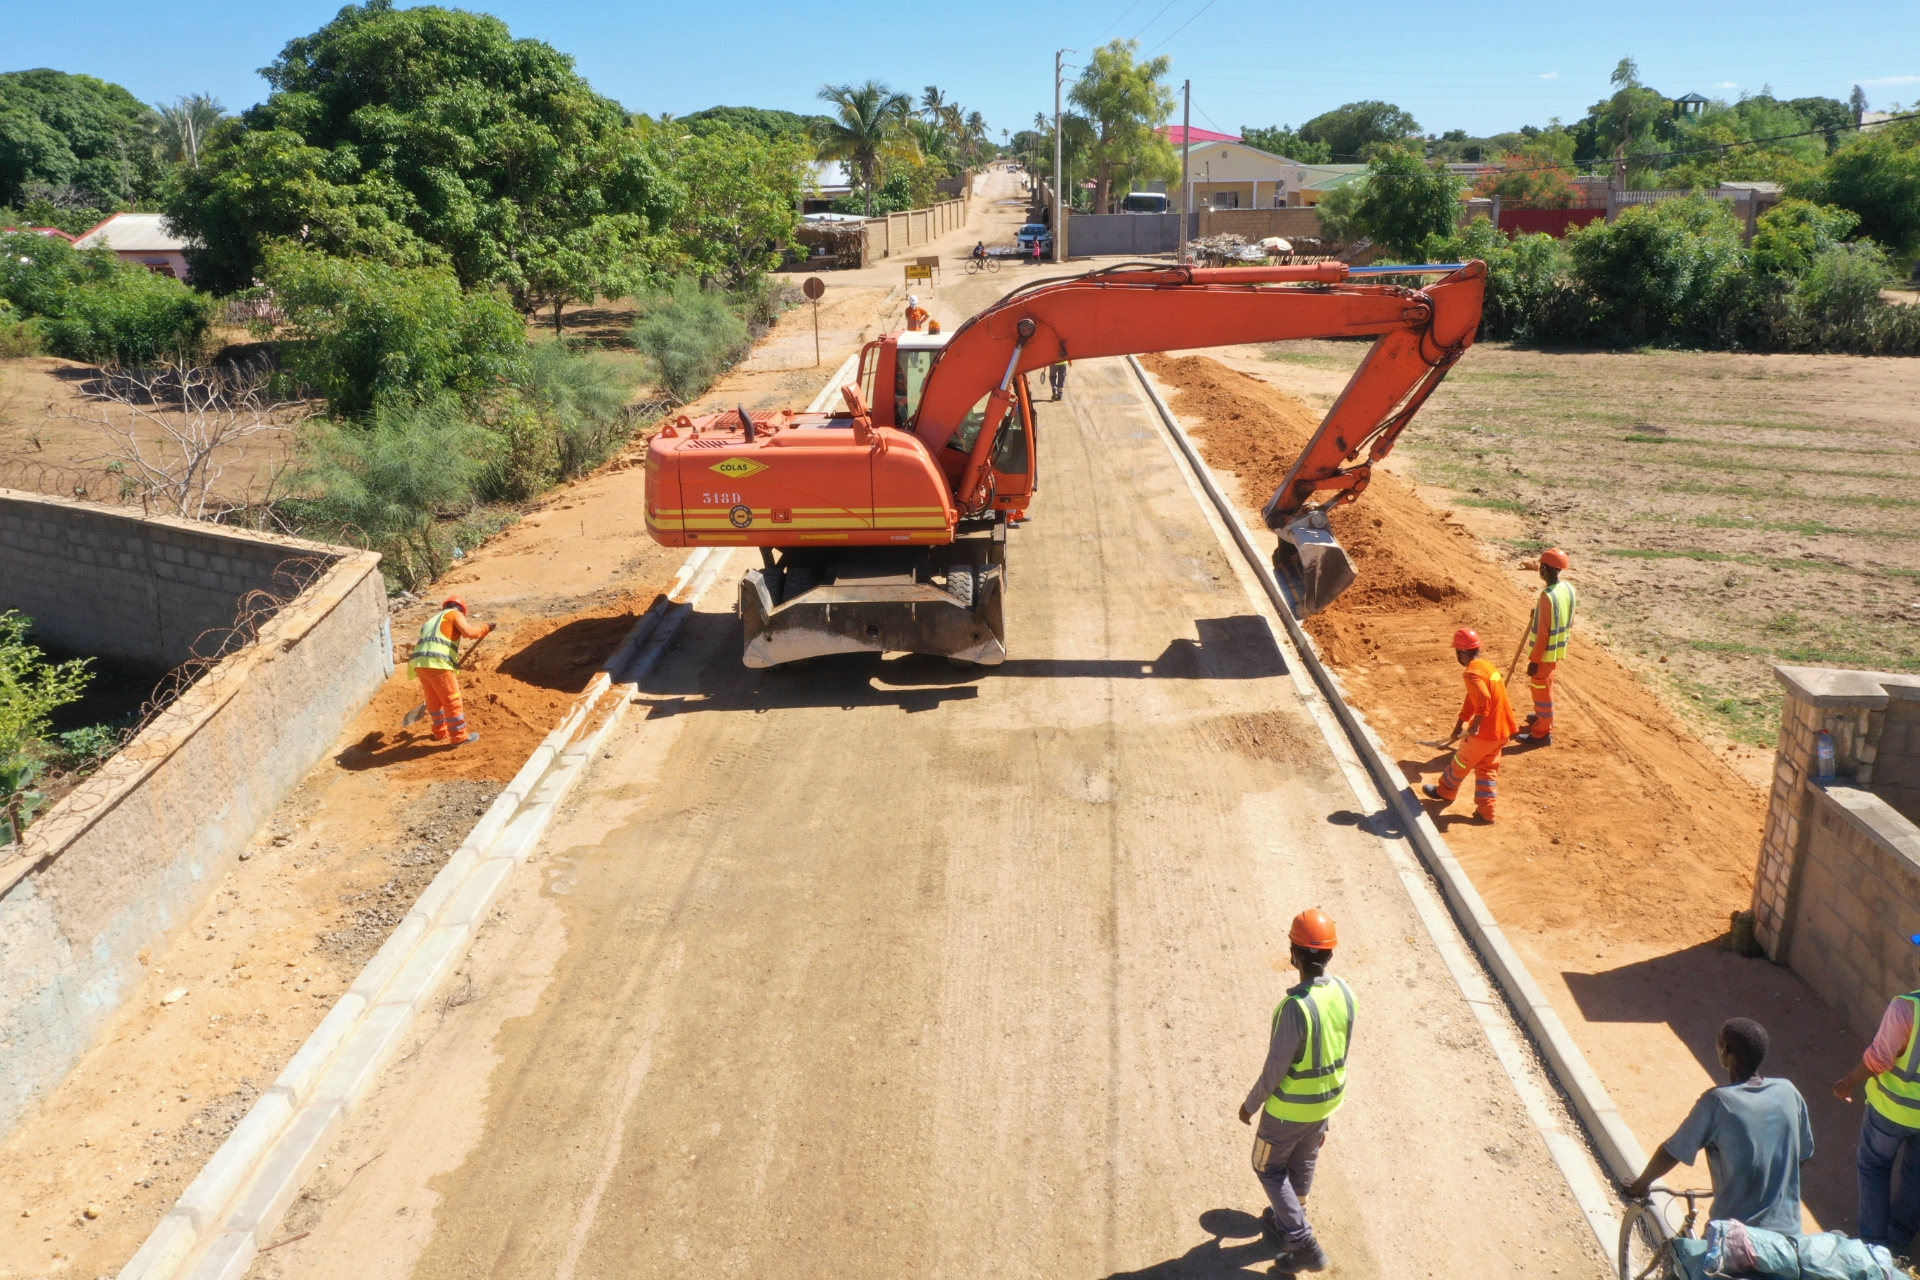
1127, 354, 1629, 1259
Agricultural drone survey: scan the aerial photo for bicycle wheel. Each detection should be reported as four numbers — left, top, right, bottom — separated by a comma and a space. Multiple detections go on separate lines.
965, 258, 982, 275
1617, 1203, 1668, 1280
986, 256, 1000, 273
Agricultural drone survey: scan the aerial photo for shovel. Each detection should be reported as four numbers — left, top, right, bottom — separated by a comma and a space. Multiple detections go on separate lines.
1414, 737, 1457, 750
401, 635, 487, 728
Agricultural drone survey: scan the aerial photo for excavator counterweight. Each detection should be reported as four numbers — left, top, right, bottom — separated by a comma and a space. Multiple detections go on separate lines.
644, 260, 1486, 665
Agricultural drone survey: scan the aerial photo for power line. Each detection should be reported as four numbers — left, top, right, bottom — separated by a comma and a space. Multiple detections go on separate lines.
1096, 0, 1145, 42
1130, 0, 1182, 43
1146, 0, 1219, 54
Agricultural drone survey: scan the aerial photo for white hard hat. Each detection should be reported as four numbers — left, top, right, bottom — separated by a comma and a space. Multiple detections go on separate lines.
907, 294, 919, 306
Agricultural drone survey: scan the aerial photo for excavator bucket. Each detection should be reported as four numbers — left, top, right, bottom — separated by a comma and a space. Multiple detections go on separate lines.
739, 568, 1007, 668
1274, 510, 1357, 618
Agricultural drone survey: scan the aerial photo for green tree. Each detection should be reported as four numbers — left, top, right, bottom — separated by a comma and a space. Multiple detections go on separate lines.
1069, 40, 1177, 213
1240, 125, 1331, 164
1751, 199, 1859, 275
680, 106, 829, 142
1298, 101, 1420, 162
165, 1, 675, 305
812, 81, 917, 217
1352, 145, 1463, 258
0, 69, 163, 208
1663, 95, 1827, 190
264, 244, 526, 420
1587, 58, 1671, 185
665, 124, 809, 288
1800, 120, 1920, 253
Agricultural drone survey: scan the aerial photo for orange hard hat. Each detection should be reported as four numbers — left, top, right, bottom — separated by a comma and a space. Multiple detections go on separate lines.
1290, 909, 1338, 950
442, 595, 468, 614
1452, 627, 1481, 651
1540, 547, 1570, 570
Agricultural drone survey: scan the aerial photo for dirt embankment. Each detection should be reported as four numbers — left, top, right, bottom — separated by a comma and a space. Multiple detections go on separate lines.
1140, 352, 1765, 952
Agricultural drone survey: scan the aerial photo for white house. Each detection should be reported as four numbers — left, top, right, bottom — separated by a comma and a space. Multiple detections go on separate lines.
71, 212, 193, 280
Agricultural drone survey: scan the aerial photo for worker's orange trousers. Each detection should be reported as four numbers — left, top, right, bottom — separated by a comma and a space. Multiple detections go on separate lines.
1525, 661, 1559, 739
1436, 736, 1501, 820
415, 668, 471, 744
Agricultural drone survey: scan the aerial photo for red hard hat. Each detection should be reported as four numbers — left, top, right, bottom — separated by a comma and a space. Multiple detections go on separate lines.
1290, 909, 1338, 950
442, 596, 468, 614
1452, 627, 1481, 651
1541, 547, 1570, 570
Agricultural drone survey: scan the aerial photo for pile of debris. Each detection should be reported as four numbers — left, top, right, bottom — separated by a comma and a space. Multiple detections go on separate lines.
1184, 233, 1345, 267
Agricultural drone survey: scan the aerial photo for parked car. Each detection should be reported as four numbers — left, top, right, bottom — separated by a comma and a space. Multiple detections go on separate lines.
1120, 192, 1169, 213
1015, 223, 1053, 253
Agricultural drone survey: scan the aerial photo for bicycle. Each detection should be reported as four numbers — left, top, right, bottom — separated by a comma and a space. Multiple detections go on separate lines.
964, 252, 1000, 275
1618, 1188, 1712, 1280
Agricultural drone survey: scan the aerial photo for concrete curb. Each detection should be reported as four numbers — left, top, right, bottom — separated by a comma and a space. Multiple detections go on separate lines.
1126, 356, 1652, 1219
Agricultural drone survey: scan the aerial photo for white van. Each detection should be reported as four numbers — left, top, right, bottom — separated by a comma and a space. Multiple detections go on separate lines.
1119, 192, 1169, 214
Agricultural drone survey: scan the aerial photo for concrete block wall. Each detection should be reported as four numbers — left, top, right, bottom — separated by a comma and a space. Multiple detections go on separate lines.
0, 493, 388, 1139
0, 489, 308, 667
1751, 665, 1920, 1044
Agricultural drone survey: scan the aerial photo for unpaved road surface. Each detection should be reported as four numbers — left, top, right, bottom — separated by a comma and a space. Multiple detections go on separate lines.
257, 358, 1607, 1280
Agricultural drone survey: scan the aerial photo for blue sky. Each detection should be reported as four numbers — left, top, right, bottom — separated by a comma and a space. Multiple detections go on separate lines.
9, 0, 1918, 141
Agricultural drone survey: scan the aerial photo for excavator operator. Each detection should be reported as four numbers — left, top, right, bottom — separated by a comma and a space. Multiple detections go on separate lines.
1239, 908, 1354, 1274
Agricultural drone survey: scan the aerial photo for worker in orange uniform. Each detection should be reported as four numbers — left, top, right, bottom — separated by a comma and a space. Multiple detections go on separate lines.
1422, 627, 1517, 822
408, 595, 493, 747
904, 294, 929, 331
1239, 909, 1354, 1274
1513, 548, 1575, 748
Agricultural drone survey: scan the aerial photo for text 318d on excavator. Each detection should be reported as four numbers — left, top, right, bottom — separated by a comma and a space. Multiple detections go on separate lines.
643, 259, 1487, 667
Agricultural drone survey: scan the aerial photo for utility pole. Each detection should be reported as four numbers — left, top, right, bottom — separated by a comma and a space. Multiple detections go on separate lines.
1054, 49, 1073, 264
1180, 79, 1191, 263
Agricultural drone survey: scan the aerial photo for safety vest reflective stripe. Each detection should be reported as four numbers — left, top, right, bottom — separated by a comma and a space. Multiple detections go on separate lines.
1868, 994, 1920, 1124
411, 610, 460, 669
1532, 582, 1576, 662
1264, 977, 1357, 1122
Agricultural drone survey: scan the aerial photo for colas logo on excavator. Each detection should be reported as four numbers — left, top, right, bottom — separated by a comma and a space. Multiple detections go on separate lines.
710, 458, 768, 478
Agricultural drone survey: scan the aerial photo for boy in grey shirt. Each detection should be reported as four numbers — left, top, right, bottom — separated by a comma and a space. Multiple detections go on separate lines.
1626, 1018, 1814, 1233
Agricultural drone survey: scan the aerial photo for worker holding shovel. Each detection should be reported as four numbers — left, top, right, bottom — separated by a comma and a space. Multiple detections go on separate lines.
407, 595, 493, 747
1422, 627, 1517, 823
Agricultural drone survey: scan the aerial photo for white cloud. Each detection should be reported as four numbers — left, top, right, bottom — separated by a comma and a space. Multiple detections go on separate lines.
1539, 71, 1558, 79
1715, 81, 1738, 89
1862, 74, 1920, 85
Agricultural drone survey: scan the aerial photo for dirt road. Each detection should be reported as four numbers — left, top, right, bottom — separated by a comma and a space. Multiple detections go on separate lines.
257, 357, 1607, 1280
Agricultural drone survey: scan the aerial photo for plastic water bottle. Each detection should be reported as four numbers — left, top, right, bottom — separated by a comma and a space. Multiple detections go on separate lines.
1817, 730, 1836, 781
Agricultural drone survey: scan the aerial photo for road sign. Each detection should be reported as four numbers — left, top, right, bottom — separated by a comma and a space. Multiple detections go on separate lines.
904, 263, 933, 282
801, 276, 825, 300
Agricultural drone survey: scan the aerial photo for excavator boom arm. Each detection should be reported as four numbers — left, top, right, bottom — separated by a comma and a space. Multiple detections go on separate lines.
914, 261, 1488, 533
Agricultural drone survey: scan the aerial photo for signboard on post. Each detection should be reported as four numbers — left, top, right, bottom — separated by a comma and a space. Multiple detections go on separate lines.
903, 263, 933, 283
802, 276, 825, 367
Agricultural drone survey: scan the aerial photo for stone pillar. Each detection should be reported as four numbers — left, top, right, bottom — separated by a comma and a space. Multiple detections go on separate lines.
1752, 666, 1903, 962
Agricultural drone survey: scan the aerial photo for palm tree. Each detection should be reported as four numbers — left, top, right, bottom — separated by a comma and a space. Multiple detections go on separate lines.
814, 81, 918, 217
144, 94, 226, 168
921, 85, 949, 125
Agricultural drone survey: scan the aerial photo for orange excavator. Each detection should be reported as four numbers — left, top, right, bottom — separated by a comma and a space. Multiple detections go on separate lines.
644, 259, 1486, 667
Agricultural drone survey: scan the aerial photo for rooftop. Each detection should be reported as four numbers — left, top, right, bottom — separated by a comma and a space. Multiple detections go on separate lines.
71, 212, 192, 253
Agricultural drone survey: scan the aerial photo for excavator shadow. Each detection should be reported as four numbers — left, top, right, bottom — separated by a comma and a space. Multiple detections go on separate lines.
632, 613, 1290, 716
1100, 1208, 1283, 1278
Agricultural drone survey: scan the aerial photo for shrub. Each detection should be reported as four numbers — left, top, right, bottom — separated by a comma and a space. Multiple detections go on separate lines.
1751, 199, 1859, 276
628, 277, 750, 403
0, 230, 209, 364
0, 299, 40, 356
287, 399, 491, 588
1351, 145, 1464, 259
517, 340, 637, 481
263, 243, 526, 420
0, 609, 91, 841
1422, 218, 1576, 342
1565, 196, 1750, 347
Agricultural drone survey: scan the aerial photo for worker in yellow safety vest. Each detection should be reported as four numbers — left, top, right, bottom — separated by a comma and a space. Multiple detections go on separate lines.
1238, 909, 1355, 1273
1833, 975, 1920, 1251
1513, 547, 1575, 747
408, 595, 493, 746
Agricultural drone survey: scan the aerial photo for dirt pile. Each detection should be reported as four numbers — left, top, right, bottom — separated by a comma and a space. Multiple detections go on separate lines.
1140, 352, 1766, 951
